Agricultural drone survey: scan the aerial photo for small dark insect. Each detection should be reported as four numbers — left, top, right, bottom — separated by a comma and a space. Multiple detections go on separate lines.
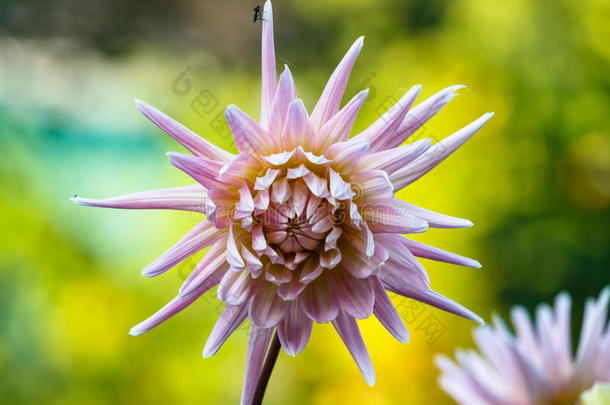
253, 5, 262, 23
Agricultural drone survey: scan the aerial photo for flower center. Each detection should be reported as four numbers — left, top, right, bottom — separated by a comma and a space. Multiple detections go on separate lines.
260, 176, 335, 255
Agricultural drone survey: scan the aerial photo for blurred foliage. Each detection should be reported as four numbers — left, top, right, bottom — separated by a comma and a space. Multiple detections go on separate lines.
0, 0, 609, 404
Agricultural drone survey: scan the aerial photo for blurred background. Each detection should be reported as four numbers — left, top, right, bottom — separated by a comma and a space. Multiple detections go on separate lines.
1, 0, 609, 403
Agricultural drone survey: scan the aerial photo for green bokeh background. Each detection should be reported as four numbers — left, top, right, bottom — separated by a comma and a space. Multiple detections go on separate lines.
1, 0, 609, 404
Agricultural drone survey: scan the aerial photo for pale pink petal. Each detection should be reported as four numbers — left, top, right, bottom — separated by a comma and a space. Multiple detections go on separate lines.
534, 304, 569, 382
331, 311, 376, 386
293, 251, 312, 264
218, 154, 264, 187
129, 289, 210, 336
553, 293, 573, 376
252, 190, 268, 216
390, 112, 494, 190
206, 190, 238, 229
324, 139, 370, 173
71, 184, 208, 212
235, 182, 255, 218
319, 248, 342, 269
504, 339, 556, 400
377, 238, 430, 288
265, 263, 293, 285
167, 152, 224, 189
270, 176, 290, 205
371, 276, 409, 343
453, 344, 515, 402
353, 84, 421, 151
391, 199, 473, 228
263, 247, 282, 264
227, 223, 246, 270
348, 201, 364, 229
343, 225, 374, 257
395, 85, 465, 144
141, 220, 225, 277
179, 236, 229, 299
282, 99, 315, 152
310, 215, 335, 234
305, 195, 324, 220
299, 257, 324, 283
510, 306, 541, 362
249, 284, 289, 328
202, 304, 249, 357
225, 104, 278, 154
252, 225, 267, 251
277, 279, 307, 300
300, 274, 340, 323
471, 326, 525, 392
361, 202, 428, 234
278, 300, 313, 356
217, 270, 253, 306
327, 168, 356, 200
135, 99, 234, 161
303, 172, 330, 198
381, 277, 483, 324
341, 239, 388, 278
324, 227, 343, 251
436, 355, 493, 405
269, 65, 297, 142
310, 36, 364, 131
350, 170, 394, 203
286, 164, 310, 180
375, 260, 429, 294
240, 325, 274, 405
355, 138, 432, 174
328, 270, 375, 319
401, 237, 481, 268
314, 89, 369, 152
261, 149, 294, 166
299, 147, 332, 165
574, 287, 609, 382
254, 169, 281, 190
291, 181, 310, 216
259, 0, 277, 131
376, 233, 431, 287
241, 245, 263, 277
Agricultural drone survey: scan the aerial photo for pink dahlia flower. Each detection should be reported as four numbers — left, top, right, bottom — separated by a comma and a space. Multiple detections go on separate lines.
73, 1, 492, 403
436, 288, 610, 405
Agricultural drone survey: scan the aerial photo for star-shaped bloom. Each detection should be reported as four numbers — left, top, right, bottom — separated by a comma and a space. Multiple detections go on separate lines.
73, 2, 492, 403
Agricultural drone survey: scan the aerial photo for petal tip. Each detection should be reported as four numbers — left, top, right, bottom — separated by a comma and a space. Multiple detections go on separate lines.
70, 195, 86, 206
365, 371, 376, 387
140, 267, 157, 278
474, 314, 485, 325
178, 288, 193, 301
201, 346, 214, 358
128, 325, 144, 336
283, 347, 298, 357
134, 98, 147, 111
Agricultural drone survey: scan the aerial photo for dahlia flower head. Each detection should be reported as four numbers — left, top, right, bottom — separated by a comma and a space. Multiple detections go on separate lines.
73, 1, 492, 403
436, 288, 610, 405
